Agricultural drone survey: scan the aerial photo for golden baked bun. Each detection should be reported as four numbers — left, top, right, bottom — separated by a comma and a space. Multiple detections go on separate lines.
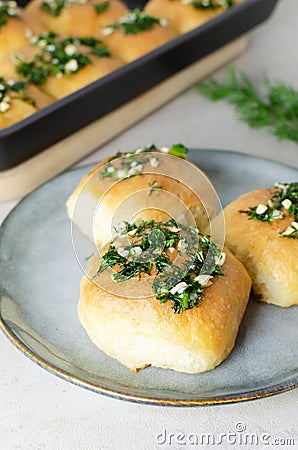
67, 146, 219, 247
41, 54, 122, 99
25, 0, 128, 37
145, 0, 244, 34
79, 233, 251, 374
0, 77, 54, 129
98, 9, 177, 62
0, 2, 30, 62
1, 33, 123, 100
214, 185, 298, 307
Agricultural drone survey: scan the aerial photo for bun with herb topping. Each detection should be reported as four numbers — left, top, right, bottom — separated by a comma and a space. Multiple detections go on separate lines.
1, 32, 123, 100
0, 1, 31, 62
145, 0, 244, 35
25, 0, 128, 37
98, 9, 177, 63
66, 145, 219, 247
213, 184, 298, 307
0, 77, 54, 129
78, 220, 251, 374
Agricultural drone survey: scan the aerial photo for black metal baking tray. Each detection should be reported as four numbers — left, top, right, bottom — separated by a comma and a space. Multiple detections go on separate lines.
0, 0, 278, 170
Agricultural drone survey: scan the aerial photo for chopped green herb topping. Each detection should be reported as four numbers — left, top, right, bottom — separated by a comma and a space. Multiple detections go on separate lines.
100, 145, 158, 180
41, 0, 110, 17
0, 77, 36, 113
94, 219, 225, 313
0, 0, 19, 29
240, 182, 298, 239
149, 181, 163, 195
190, 0, 234, 10
93, 0, 109, 14
41, 0, 66, 16
15, 32, 110, 85
100, 144, 188, 180
76, 36, 110, 57
102, 9, 168, 36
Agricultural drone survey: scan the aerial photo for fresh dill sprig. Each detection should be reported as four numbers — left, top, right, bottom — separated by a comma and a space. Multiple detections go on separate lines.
197, 67, 298, 143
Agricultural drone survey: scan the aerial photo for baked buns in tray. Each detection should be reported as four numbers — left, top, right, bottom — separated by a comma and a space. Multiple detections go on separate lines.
25, 0, 128, 37
0, 0, 243, 130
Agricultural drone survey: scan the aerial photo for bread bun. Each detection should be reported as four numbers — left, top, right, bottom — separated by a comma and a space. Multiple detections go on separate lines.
145, 0, 244, 34
67, 149, 219, 247
98, 10, 177, 62
0, 78, 53, 129
42, 54, 123, 99
0, 3, 30, 62
214, 187, 298, 307
78, 246, 251, 373
1, 35, 123, 100
25, 0, 128, 37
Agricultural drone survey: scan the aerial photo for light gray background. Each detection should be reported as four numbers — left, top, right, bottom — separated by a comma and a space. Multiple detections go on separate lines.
0, 0, 297, 448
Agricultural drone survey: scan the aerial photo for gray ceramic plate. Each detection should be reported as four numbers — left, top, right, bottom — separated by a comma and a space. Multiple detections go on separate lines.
0, 150, 297, 406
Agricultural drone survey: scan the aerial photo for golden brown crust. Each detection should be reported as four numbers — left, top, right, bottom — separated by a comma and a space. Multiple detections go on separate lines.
26, 84, 55, 109
145, 0, 244, 34
216, 188, 298, 307
0, 98, 37, 129
25, 0, 128, 36
1, 44, 46, 80
0, 55, 18, 80
42, 54, 123, 99
66, 153, 216, 246
99, 24, 177, 62
0, 15, 30, 62
78, 247, 251, 373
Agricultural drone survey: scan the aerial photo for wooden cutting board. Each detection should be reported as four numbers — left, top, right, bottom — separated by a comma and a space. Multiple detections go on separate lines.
0, 36, 246, 202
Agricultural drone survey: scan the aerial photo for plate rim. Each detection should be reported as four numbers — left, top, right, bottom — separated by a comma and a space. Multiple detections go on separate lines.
1, 317, 297, 406
1, 148, 297, 406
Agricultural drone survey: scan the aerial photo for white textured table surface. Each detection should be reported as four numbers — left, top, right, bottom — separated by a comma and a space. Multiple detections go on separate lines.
1, 1, 298, 449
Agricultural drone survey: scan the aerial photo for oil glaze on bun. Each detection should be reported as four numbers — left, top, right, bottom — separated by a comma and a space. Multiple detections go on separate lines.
145, 0, 244, 35
66, 147, 218, 247
0, 2, 30, 62
98, 9, 177, 62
